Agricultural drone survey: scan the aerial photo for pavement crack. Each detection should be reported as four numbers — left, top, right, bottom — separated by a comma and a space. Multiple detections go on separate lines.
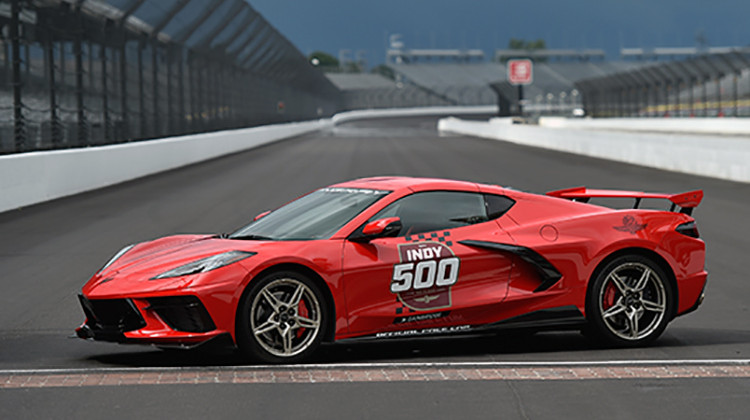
506, 380, 532, 420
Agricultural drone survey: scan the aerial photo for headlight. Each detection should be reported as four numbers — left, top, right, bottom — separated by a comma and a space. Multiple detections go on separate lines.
98, 244, 136, 274
151, 251, 255, 280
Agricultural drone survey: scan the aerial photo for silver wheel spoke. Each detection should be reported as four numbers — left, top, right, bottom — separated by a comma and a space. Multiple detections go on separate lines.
641, 299, 665, 313
253, 316, 277, 336
626, 309, 639, 338
280, 325, 293, 354
602, 300, 626, 319
634, 268, 652, 292
261, 289, 283, 312
287, 284, 304, 307
295, 315, 320, 329
609, 273, 630, 295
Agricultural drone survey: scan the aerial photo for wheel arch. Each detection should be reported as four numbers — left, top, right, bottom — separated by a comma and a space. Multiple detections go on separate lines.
235, 262, 337, 343
584, 247, 678, 320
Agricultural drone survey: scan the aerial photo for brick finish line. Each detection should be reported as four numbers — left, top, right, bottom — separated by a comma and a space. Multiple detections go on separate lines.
2, 364, 750, 388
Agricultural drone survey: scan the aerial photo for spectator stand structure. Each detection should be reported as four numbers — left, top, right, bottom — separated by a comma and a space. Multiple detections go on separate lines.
385, 47, 642, 116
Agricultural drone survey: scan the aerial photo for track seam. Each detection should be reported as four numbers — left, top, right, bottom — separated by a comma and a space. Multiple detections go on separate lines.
2, 359, 749, 376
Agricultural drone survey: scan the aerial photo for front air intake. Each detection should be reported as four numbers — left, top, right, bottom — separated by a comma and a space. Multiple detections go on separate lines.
78, 295, 146, 332
146, 296, 216, 333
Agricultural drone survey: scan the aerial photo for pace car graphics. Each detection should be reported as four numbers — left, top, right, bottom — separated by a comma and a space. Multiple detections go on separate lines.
391, 241, 460, 311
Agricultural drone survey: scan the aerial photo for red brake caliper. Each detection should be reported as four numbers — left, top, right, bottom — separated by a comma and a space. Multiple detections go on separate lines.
296, 299, 309, 338
603, 283, 617, 310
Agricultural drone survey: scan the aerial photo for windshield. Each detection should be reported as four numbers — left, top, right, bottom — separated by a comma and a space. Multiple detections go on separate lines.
229, 187, 390, 240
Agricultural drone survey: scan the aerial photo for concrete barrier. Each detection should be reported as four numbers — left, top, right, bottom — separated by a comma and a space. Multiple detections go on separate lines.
0, 120, 332, 214
438, 117, 750, 183
539, 116, 750, 136
0, 106, 497, 214
332, 105, 497, 124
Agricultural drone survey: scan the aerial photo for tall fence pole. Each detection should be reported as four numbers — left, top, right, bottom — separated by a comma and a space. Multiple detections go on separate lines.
101, 31, 111, 143
166, 46, 173, 135
715, 78, 722, 116
733, 75, 738, 117
45, 35, 61, 145
74, 6, 87, 146
11, 0, 26, 151
177, 48, 185, 133
151, 41, 159, 136
137, 38, 146, 137
119, 41, 129, 140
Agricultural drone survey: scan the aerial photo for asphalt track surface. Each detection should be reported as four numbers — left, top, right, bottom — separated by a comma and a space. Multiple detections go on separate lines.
1, 115, 749, 418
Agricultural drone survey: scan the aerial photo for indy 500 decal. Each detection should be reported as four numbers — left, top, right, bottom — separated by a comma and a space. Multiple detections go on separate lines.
391, 241, 460, 311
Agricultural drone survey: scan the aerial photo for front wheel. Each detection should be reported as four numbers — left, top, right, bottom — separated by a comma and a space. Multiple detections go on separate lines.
236, 271, 327, 363
586, 255, 674, 347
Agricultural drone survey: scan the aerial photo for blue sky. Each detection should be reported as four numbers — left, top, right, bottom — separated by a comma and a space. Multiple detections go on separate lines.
249, 0, 750, 65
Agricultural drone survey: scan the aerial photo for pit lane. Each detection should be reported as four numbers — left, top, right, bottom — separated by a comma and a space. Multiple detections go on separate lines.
1, 115, 749, 417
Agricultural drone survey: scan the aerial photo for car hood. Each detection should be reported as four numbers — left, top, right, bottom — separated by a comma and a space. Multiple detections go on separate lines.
84, 235, 263, 297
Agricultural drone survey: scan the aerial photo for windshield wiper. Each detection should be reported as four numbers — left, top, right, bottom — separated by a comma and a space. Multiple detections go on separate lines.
229, 234, 274, 241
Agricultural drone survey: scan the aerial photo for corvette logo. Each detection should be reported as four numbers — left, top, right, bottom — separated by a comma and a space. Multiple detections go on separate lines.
613, 215, 647, 234
391, 241, 460, 311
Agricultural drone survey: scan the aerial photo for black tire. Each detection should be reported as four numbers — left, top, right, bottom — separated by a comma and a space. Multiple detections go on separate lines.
586, 254, 674, 347
236, 270, 328, 364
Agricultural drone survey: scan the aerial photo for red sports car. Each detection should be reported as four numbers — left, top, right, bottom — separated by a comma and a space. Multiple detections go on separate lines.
76, 177, 707, 363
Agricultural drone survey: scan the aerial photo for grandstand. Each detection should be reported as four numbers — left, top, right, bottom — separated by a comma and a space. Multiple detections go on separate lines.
331, 45, 750, 118
383, 51, 644, 115
325, 73, 450, 110
328, 48, 644, 114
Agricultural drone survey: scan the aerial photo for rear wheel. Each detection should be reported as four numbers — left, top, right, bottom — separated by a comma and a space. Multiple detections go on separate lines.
236, 271, 327, 363
587, 255, 673, 346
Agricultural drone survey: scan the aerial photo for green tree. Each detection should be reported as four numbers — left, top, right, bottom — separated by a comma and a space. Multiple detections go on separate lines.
308, 51, 339, 67
500, 38, 547, 62
371, 64, 395, 80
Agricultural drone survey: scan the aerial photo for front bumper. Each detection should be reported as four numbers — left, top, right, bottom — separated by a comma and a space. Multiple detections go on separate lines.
76, 294, 228, 346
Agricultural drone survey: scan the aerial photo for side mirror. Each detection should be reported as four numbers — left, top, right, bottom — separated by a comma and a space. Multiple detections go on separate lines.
352, 217, 402, 242
253, 210, 271, 221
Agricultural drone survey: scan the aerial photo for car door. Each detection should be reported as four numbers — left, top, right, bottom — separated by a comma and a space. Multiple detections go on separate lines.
341, 190, 516, 336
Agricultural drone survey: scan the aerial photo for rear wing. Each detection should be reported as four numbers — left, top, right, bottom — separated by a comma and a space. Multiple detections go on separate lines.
546, 187, 703, 215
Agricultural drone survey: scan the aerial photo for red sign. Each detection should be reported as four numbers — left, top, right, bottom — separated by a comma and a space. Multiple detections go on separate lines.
507, 59, 533, 85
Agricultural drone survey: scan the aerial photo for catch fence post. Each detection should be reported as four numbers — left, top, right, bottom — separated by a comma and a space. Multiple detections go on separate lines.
10, 0, 26, 151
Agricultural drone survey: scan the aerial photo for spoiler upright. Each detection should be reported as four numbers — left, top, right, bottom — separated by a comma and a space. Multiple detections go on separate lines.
546, 187, 703, 215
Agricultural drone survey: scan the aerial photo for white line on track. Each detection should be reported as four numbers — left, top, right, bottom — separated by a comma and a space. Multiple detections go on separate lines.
2, 359, 750, 376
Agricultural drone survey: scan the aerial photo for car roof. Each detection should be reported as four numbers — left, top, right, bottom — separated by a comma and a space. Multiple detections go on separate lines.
331, 176, 483, 192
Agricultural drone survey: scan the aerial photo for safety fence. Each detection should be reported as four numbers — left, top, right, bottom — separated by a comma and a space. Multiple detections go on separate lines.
0, 0, 341, 154
575, 49, 750, 118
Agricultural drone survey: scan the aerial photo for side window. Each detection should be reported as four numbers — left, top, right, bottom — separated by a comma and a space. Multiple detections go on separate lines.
485, 194, 515, 220
370, 191, 487, 236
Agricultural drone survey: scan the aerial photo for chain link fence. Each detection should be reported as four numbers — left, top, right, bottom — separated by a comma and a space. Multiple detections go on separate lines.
0, 0, 341, 154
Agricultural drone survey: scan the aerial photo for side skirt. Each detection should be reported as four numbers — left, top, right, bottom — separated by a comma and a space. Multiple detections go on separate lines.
337, 306, 586, 343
